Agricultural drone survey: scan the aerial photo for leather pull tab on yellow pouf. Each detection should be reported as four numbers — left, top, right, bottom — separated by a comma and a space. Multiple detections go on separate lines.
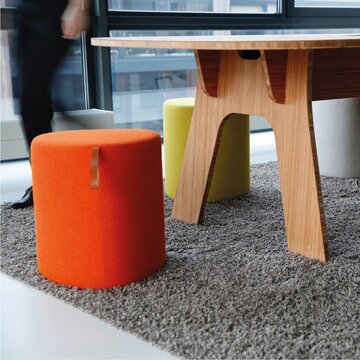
163, 98, 250, 202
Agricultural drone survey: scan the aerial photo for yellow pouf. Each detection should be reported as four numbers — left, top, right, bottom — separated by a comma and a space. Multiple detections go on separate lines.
163, 98, 250, 202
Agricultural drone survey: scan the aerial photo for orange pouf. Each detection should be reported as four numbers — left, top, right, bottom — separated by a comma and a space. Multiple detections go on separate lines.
31, 129, 166, 289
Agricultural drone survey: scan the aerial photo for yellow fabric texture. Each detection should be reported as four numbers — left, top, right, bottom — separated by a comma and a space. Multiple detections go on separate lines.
163, 98, 250, 202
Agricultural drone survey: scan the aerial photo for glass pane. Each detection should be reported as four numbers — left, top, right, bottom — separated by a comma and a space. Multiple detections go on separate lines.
108, 0, 278, 14
52, 41, 86, 112
1, 29, 85, 122
2, 0, 18, 6
1, 30, 16, 120
110, 28, 360, 135
295, 0, 360, 7
110, 30, 207, 135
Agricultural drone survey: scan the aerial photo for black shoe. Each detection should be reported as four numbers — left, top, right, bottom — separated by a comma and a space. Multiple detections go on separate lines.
10, 187, 33, 209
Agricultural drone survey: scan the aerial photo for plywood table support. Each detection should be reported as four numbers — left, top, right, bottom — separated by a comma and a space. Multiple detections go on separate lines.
270, 50, 328, 261
91, 34, 360, 262
172, 49, 329, 261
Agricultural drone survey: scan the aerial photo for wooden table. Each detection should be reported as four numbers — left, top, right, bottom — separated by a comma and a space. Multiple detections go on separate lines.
92, 34, 360, 262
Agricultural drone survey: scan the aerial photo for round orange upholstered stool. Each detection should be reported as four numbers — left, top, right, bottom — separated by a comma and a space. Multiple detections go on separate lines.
31, 129, 166, 289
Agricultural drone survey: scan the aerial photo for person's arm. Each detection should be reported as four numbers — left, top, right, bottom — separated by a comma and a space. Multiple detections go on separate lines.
61, 0, 91, 40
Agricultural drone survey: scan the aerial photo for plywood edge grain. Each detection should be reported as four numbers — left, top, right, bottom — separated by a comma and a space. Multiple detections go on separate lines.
91, 35, 360, 51
261, 50, 288, 104
195, 50, 220, 97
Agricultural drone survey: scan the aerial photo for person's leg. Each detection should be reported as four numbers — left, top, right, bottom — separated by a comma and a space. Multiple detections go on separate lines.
11, 6, 71, 209
19, 9, 71, 149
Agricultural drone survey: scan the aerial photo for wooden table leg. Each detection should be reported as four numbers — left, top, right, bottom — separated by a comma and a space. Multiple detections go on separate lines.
270, 49, 329, 261
172, 48, 329, 261
171, 88, 226, 224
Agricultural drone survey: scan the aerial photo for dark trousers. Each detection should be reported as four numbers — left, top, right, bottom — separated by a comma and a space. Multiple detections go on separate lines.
17, 2, 71, 149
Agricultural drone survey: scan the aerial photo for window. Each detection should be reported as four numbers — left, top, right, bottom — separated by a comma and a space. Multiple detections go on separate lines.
89, 0, 359, 135
0, 12, 86, 121
0, 3, 86, 160
108, 0, 279, 14
109, 30, 206, 132
295, 0, 360, 7
289, 0, 360, 16
1, 29, 16, 120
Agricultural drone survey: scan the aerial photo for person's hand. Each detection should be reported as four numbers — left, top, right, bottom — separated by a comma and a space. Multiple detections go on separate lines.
61, 1, 89, 39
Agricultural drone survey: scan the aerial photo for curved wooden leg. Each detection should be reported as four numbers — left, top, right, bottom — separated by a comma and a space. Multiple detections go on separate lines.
171, 90, 224, 224
271, 50, 329, 261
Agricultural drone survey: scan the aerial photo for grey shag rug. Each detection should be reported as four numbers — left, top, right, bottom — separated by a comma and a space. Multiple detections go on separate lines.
1, 162, 360, 359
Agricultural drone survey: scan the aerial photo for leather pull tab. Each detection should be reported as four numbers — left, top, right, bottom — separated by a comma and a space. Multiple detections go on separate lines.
90, 147, 100, 189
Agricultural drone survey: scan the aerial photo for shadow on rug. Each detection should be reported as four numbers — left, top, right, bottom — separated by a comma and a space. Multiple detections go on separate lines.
1, 162, 359, 359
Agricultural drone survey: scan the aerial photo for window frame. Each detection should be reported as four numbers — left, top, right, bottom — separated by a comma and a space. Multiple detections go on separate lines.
2, 1, 359, 115
88, 0, 360, 112
94, 0, 360, 31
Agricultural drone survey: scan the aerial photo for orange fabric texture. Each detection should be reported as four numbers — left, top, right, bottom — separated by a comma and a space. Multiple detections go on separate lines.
31, 129, 166, 289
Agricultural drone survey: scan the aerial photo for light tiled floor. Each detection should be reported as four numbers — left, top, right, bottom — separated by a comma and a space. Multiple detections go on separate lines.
0, 131, 277, 359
